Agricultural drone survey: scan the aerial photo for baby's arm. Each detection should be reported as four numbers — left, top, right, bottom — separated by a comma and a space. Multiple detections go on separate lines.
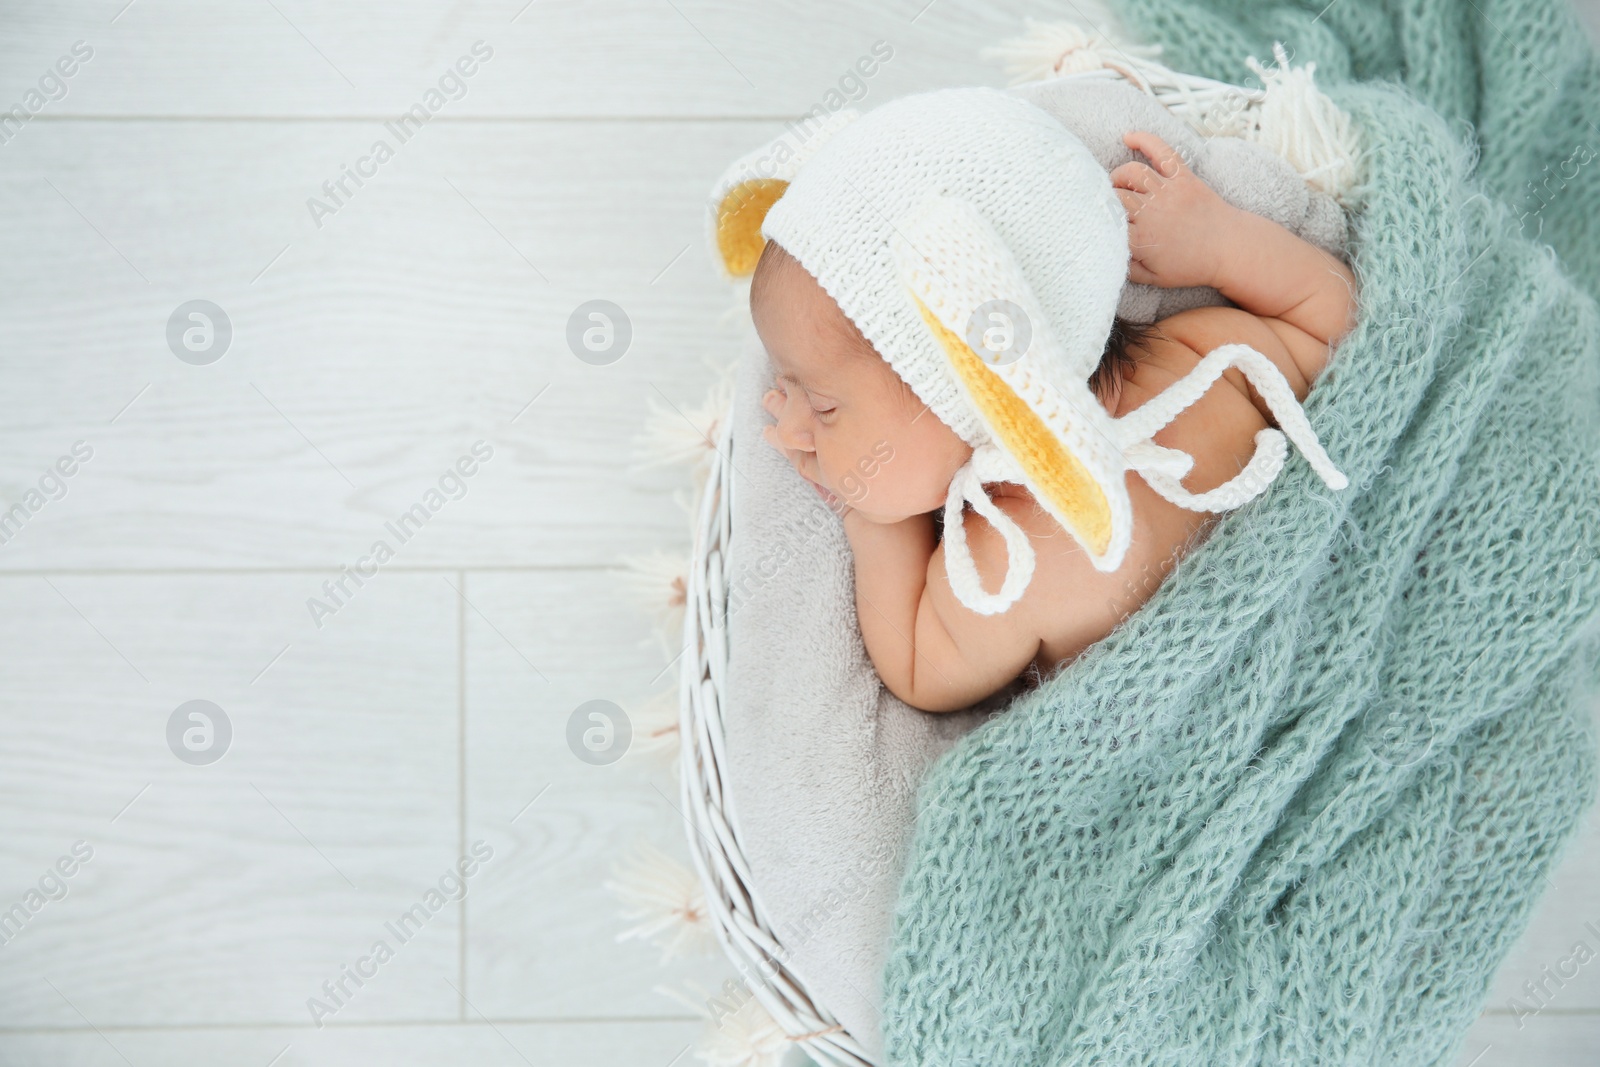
841, 504, 1041, 713
1114, 130, 1359, 390
1204, 199, 1359, 391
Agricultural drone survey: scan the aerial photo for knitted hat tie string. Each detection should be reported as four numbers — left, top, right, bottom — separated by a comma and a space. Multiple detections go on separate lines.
940, 443, 1039, 616
941, 342, 1348, 616
1111, 341, 1349, 511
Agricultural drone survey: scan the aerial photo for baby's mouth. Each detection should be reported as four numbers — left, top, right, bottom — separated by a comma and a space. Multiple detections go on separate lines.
805, 477, 847, 511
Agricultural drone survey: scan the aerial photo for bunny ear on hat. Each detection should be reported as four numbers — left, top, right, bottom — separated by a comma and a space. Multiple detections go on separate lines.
890, 192, 1139, 577
705, 109, 862, 280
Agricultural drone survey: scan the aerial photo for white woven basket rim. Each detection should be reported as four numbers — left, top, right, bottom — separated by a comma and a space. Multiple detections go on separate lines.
676, 396, 875, 1066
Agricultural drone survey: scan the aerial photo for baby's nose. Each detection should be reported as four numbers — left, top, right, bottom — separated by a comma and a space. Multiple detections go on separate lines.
761, 388, 784, 420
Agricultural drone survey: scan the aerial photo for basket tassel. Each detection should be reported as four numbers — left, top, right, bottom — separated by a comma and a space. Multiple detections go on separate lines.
983, 20, 1362, 204
630, 372, 736, 478
614, 547, 691, 659
657, 980, 795, 1067
1242, 43, 1360, 202
631, 688, 682, 769
980, 12, 1164, 84
603, 839, 714, 962
629, 368, 737, 542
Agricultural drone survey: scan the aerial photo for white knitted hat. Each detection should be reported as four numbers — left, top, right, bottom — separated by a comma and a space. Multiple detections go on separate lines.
707, 86, 1348, 615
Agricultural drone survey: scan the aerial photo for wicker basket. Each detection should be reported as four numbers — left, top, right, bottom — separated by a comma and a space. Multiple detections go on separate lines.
674, 387, 874, 1066
646, 25, 1359, 1064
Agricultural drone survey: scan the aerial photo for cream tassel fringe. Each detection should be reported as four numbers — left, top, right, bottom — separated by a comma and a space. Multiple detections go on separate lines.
982, 19, 1362, 203
629, 688, 682, 770
1242, 44, 1360, 202
603, 839, 715, 963
631, 364, 738, 480
630, 362, 739, 549
980, 11, 1164, 83
657, 980, 795, 1067
614, 546, 690, 660
621, 359, 738, 659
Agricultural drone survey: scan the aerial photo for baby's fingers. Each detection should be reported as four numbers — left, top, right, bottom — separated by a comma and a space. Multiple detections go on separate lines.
1114, 187, 1145, 219
1110, 159, 1160, 194
761, 387, 784, 419
1122, 129, 1188, 179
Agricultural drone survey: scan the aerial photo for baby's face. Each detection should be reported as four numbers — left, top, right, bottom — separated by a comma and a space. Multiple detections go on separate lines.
750, 241, 973, 523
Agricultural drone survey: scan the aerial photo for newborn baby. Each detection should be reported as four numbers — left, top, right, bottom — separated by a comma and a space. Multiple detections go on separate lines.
755, 130, 1358, 713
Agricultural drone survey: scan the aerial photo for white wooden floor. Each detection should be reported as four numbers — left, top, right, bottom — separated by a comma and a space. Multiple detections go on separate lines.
0, 3, 1595, 1065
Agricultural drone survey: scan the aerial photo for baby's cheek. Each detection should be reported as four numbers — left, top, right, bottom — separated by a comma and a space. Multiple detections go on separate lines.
833, 466, 866, 501
832, 446, 909, 511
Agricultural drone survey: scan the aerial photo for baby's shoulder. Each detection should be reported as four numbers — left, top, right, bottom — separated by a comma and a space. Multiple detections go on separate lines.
1129, 304, 1313, 418
1115, 311, 1276, 494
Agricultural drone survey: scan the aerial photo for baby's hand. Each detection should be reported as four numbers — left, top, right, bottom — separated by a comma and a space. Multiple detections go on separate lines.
1111, 130, 1239, 290
761, 387, 853, 517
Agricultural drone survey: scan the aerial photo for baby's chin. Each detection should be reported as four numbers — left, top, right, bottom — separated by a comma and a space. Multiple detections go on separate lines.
823, 473, 952, 523
835, 492, 947, 525
841, 506, 918, 525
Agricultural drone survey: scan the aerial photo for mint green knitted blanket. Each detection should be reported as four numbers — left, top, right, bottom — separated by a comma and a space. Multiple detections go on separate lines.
879, 2, 1600, 1064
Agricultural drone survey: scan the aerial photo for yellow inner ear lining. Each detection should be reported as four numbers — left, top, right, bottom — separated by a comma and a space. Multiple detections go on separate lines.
716, 179, 789, 277
909, 291, 1114, 557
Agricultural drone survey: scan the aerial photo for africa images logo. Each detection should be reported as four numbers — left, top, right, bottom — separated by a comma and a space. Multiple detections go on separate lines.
306, 442, 494, 629
305, 41, 495, 229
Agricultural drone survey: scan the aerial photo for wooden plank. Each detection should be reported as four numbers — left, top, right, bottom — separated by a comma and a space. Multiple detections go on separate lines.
0, 0, 1028, 118
0, 1019, 705, 1066
1575, 0, 1600, 48
461, 570, 738, 1019
0, 573, 461, 1027
1457, 1011, 1600, 1066
1479, 737, 1600, 1011
0, 117, 763, 570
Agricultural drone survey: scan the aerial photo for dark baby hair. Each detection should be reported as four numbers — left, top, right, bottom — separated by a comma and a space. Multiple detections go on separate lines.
1091, 315, 1166, 405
